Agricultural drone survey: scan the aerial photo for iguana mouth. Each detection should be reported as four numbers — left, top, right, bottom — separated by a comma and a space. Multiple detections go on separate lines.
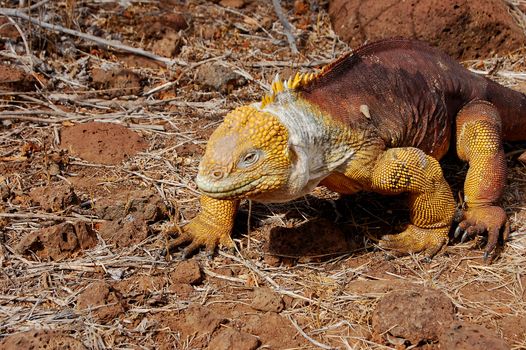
196, 176, 266, 199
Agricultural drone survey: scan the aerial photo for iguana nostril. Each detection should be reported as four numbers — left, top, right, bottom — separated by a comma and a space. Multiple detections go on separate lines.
211, 170, 224, 180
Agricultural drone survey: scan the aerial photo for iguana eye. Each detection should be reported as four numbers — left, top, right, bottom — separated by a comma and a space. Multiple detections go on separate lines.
239, 150, 260, 168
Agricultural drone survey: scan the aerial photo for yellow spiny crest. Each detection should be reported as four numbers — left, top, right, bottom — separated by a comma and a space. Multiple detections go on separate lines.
259, 71, 318, 109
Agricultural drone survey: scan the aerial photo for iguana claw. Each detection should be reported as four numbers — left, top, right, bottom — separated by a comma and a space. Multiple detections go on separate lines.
162, 216, 235, 258
454, 226, 462, 239
455, 205, 510, 261
162, 197, 237, 259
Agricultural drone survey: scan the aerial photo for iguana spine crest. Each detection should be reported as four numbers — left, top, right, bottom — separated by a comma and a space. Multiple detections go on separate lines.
260, 52, 352, 109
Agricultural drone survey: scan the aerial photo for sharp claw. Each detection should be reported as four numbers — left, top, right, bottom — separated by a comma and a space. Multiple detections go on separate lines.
182, 241, 202, 259
421, 256, 432, 263
161, 242, 179, 257
206, 245, 215, 259
503, 221, 511, 242
383, 253, 396, 261
461, 231, 470, 243
454, 226, 463, 239
483, 251, 490, 262
181, 249, 190, 259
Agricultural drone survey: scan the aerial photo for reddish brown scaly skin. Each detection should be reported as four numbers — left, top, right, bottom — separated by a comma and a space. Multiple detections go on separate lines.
297, 39, 526, 155
297, 39, 524, 258
166, 38, 526, 260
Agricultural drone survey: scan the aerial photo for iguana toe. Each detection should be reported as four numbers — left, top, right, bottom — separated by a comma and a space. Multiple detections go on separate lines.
379, 225, 449, 259
456, 206, 509, 261
163, 214, 234, 258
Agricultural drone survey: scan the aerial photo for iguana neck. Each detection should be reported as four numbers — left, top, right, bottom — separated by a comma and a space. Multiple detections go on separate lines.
255, 90, 362, 199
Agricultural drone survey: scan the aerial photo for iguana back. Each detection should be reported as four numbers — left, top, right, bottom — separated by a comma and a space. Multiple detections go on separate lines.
297, 38, 526, 159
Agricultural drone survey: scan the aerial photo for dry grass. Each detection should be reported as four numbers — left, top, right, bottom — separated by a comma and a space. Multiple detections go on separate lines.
0, 1, 525, 349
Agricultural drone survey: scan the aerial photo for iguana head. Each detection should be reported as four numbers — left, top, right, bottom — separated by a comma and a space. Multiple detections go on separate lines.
195, 105, 292, 201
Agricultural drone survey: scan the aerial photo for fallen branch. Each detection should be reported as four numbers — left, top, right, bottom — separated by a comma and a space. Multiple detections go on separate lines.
272, 0, 298, 54
0, 7, 188, 68
287, 315, 336, 350
19, 0, 50, 11
143, 52, 231, 96
0, 212, 105, 223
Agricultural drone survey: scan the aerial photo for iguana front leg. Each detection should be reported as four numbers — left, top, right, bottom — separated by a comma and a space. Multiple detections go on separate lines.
455, 100, 510, 259
165, 196, 238, 257
369, 147, 455, 258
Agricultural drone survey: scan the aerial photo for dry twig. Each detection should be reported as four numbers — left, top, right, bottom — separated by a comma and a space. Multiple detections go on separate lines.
0, 7, 188, 68
272, 0, 299, 54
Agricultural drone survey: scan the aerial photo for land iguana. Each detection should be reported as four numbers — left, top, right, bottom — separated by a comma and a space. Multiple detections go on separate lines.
166, 38, 526, 260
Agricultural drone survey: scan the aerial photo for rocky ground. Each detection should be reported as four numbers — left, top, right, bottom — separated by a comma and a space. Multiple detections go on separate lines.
0, 0, 525, 349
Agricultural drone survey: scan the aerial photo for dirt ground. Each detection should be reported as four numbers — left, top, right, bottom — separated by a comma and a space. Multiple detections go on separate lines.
0, 1, 525, 349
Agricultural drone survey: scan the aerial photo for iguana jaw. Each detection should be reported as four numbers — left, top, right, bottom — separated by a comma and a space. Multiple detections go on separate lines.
196, 173, 286, 200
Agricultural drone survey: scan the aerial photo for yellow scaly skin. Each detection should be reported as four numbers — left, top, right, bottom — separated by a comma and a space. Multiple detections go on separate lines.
454, 101, 510, 255
166, 39, 521, 259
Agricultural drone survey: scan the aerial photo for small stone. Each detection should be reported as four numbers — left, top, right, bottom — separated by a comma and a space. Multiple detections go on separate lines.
76, 281, 126, 324
151, 31, 182, 57
294, 0, 309, 15
207, 328, 260, 350
98, 213, 150, 248
195, 63, 245, 93
0, 330, 87, 350
220, 0, 245, 8
90, 66, 142, 98
250, 287, 284, 312
29, 184, 78, 212
61, 122, 147, 165
372, 287, 455, 344
169, 283, 194, 298
439, 321, 510, 350
170, 260, 203, 285
0, 63, 37, 91
94, 190, 166, 222
179, 305, 226, 337
263, 254, 282, 267
161, 13, 189, 31
16, 222, 98, 261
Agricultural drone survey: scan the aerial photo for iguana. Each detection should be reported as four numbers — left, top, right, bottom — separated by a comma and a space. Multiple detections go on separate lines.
167, 38, 526, 260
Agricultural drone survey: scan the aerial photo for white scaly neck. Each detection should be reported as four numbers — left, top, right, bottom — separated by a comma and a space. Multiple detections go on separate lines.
254, 90, 356, 200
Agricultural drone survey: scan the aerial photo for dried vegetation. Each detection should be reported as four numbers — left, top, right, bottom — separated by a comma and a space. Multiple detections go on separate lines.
0, 0, 525, 349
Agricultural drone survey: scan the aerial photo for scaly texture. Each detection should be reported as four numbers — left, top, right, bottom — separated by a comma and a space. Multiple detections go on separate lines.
196, 106, 291, 200
455, 100, 510, 259
165, 196, 238, 257
370, 148, 455, 257
166, 38, 526, 260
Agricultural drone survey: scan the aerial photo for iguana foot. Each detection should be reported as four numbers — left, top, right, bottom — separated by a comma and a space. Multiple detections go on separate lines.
163, 216, 235, 258
379, 225, 449, 259
454, 205, 510, 261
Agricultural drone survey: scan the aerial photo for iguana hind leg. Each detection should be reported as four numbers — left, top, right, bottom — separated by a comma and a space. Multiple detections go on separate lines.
164, 196, 238, 257
455, 100, 510, 260
370, 147, 455, 258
